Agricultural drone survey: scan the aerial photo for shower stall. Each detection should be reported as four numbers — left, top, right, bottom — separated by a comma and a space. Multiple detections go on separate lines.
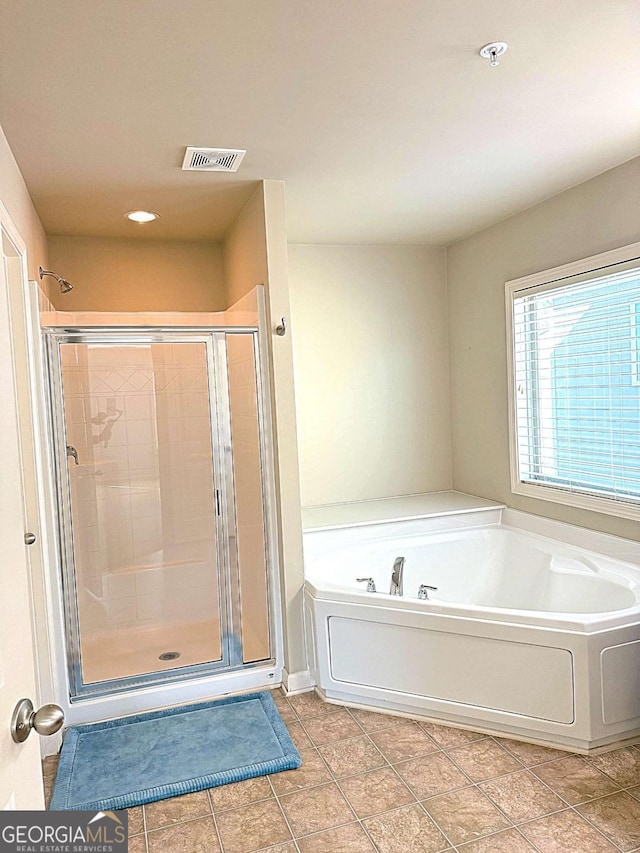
36, 298, 281, 719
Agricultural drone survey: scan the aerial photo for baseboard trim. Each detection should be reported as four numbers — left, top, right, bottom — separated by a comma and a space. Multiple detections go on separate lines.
282, 668, 315, 696
41, 731, 63, 759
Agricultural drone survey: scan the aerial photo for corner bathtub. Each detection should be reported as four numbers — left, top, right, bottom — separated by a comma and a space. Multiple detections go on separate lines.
302, 496, 640, 752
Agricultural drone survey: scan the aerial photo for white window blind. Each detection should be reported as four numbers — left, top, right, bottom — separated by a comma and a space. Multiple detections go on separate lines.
512, 263, 640, 508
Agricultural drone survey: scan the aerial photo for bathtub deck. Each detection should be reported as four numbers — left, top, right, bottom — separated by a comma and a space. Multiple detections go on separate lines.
302, 490, 503, 531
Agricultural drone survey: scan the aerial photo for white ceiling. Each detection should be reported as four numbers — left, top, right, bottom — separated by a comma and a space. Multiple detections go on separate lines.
0, 0, 638, 246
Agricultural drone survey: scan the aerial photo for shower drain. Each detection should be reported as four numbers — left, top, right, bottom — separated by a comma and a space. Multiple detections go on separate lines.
158, 651, 181, 661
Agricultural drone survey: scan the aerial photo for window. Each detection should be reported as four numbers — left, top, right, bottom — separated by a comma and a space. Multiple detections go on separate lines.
506, 242, 640, 519
632, 300, 640, 386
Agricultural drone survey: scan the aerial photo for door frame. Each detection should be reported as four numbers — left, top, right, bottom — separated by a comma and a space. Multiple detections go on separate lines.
0, 201, 50, 798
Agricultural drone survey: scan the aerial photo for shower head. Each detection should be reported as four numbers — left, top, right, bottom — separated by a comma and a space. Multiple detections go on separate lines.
39, 266, 73, 293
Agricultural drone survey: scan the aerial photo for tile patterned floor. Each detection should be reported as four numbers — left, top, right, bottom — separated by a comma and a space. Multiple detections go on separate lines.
42, 689, 640, 853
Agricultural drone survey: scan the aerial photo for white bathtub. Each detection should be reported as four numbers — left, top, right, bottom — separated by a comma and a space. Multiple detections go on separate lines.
303, 495, 640, 752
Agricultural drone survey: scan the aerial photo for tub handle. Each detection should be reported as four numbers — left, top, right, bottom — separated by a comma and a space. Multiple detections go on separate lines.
418, 584, 438, 600
356, 577, 377, 593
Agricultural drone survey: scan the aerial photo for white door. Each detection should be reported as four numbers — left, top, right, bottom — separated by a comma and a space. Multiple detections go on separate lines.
0, 210, 45, 809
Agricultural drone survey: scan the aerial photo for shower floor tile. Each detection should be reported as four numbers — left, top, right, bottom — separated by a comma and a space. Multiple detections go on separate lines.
42, 689, 638, 852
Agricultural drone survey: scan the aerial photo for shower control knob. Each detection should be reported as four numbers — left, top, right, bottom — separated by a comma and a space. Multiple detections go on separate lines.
10, 699, 64, 743
24, 532, 37, 545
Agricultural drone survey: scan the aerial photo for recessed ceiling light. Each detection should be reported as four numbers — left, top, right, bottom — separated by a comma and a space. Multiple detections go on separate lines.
125, 210, 159, 223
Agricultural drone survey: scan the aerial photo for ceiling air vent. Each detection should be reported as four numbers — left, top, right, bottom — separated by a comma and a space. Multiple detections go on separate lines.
181, 147, 246, 172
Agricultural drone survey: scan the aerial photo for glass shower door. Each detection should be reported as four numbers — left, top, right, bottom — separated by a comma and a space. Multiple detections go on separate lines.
55, 337, 226, 693
224, 332, 272, 664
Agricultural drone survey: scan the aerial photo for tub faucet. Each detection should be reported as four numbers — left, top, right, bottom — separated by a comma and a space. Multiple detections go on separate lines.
390, 557, 405, 595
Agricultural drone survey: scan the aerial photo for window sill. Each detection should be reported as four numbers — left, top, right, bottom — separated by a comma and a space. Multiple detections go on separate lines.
511, 480, 640, 523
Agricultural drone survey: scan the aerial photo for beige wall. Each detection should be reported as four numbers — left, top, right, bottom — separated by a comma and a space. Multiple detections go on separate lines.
48, 235, 226, 312
0, 125, 48, 279
288, 244, 451, 506
223, 188, 268, 306
224, 182, 306, 679
447, 155, 640, 540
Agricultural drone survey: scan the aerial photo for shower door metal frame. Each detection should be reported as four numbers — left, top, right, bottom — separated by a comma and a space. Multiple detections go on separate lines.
45, 327, 273, 701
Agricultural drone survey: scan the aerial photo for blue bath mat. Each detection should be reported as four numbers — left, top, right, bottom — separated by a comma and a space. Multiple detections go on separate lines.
50, 691, 300, 811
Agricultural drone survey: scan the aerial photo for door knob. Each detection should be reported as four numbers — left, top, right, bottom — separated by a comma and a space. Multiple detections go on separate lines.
24, 532, 37, 545
11, 698, 64, 743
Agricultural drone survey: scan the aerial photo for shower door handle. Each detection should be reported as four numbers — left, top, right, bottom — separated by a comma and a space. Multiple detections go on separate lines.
66, 445, 79, 465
